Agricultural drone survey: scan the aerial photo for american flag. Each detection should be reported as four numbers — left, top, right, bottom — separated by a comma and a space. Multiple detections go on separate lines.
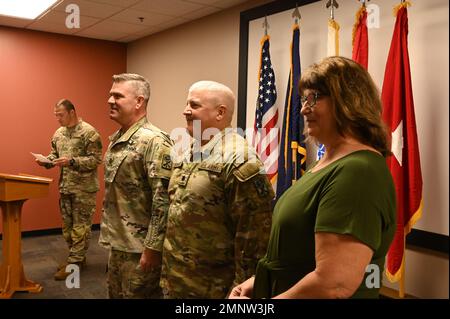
253, 35, 279, 183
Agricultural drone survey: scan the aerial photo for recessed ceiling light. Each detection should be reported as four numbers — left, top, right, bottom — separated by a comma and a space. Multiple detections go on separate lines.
0, 0, 59, 20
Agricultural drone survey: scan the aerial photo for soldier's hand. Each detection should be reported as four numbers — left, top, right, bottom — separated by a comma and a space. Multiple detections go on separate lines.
53, 157, 70, 167
35, 159, 47, 167
139, 248, 161, 272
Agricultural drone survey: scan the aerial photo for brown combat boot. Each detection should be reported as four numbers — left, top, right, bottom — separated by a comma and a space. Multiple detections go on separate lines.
56, 257, 86, 271
54, 260, 85, 281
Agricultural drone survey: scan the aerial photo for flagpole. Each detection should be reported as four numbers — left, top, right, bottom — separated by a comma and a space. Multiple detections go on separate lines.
291, 142, 297, 184
320, 0, 340, 160
291, 5, 301, 186
399, 248, 406, 297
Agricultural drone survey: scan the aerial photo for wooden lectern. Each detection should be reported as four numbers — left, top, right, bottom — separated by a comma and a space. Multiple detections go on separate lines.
0, 173, 52, 298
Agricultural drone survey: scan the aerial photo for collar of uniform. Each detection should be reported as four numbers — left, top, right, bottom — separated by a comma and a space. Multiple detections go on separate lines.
179, 128, 235, 163
200, 128, 231, 155
183, 131, 224, 163
109, 116, 147, 146
64, 118, 83, 136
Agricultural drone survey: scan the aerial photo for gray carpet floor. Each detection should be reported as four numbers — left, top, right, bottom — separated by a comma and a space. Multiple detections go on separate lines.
1, 230, 108, 299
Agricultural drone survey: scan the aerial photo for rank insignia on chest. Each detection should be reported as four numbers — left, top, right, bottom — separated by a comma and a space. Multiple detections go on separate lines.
162, 154, 173, 170
254, 177, 270, 198
178, 172, 190, 187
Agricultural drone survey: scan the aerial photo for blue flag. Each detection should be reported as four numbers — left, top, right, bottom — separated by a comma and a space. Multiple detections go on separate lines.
276, 24, 306, 199
317, 144, 325, 160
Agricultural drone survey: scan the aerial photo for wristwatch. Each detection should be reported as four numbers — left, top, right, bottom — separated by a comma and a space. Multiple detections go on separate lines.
69, 158, 75, 167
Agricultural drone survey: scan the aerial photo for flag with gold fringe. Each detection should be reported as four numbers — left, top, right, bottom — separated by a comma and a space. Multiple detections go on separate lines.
276, 23, 306, 199
318, 10, 340, 160
352, 4, 368, 69
381, 1, 423, 297
253, 35, 279, 185
327, 17, 340, 56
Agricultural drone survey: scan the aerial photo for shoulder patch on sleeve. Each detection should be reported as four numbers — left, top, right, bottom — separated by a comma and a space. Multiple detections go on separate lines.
145, 139, 173, 180
232, 161, 262, 182
161, 154, 173, 170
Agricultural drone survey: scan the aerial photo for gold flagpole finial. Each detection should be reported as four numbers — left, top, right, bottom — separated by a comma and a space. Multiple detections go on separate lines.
292, 4, 301, 24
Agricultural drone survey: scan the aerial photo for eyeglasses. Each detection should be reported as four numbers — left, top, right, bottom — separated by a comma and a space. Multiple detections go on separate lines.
300, 92, 323, 109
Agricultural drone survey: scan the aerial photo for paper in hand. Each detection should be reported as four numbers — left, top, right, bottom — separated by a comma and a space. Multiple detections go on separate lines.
31, 152, 53, 164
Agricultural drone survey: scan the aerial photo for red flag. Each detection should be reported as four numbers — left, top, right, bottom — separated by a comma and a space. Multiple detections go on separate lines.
381, 3, 423, 290
352, 6, 368, 69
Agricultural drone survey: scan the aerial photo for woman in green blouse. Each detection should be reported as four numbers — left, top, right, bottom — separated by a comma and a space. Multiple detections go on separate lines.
230, 56, 396, 299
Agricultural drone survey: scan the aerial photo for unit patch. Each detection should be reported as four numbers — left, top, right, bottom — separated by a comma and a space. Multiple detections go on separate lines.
162, 154, 173, 170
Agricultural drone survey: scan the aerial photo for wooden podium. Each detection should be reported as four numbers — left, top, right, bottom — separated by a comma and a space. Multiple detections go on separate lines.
0, 173, 52, 298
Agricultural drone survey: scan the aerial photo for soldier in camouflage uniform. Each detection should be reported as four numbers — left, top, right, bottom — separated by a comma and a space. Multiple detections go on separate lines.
99, 73, 173, 299
160, 81, 274, 298
36, 99, 102, 280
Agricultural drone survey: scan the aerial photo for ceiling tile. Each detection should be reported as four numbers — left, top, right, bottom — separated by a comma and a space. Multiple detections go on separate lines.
155, 17, 190, 31
0, 0, 245, 42
32, 10, 70, 25
53, 0, 124, 19
115, 28, 158, 43
74, 32, 123, 41
76, 15, 100, 29
0, 16, 32, 28
181, 5, 221, 20
115, 34, 141, 43
88, 0, 141, 7
210, 0, 249, 9
75, 26, 129, 41
27, 11, 99, 30
110, 9, 174, 27
182, 0, 216, 4
26, 23, 77, 35
78, 19, 149, 36
132, 0, 205, 16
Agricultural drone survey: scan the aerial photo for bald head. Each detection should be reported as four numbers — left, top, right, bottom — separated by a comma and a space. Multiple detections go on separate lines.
188, 81, 235, 124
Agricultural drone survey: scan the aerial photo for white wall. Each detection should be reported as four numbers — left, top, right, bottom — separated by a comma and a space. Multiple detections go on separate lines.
245, 0, 448, 298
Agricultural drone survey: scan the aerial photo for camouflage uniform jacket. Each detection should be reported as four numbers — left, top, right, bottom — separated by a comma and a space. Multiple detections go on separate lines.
99, 117, 173, 253
46, 119, 102, 194
161, 129, 274, 298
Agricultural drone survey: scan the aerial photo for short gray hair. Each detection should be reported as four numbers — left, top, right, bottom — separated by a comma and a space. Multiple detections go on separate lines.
189, 80, 235, 123
112, 73, 150, 104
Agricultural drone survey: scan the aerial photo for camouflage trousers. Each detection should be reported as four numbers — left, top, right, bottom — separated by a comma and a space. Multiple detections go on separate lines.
107, 249, 162, 299
59, 192, 96, 263
160, 262, 234, 298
